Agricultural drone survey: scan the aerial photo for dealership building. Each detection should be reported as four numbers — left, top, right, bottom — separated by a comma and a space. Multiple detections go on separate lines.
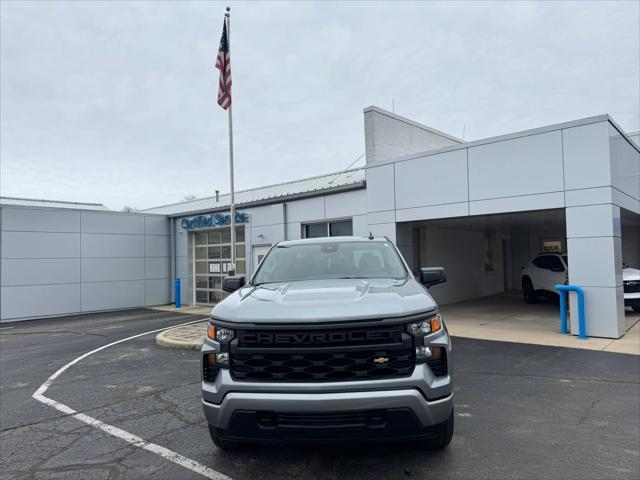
1, 106, 639, 339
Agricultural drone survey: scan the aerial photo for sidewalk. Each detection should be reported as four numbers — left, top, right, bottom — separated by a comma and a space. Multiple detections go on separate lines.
156, 321, 208, 350
152, 304, 210, 350
441, 294, 640, 355
150, 304, 212, 315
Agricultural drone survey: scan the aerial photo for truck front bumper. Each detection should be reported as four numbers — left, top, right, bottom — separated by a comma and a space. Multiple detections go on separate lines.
203, 389, 453, 443
624, 292, 640, 308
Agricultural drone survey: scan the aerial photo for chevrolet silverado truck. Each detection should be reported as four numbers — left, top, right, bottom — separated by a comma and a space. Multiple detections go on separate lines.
201, 236, 453, 448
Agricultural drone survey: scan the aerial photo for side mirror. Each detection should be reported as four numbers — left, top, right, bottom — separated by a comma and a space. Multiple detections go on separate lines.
419, 267, 447, 288
222, 275, 246, 293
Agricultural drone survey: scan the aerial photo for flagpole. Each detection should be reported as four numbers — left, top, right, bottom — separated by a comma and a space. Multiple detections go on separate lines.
225, 6, 236, 276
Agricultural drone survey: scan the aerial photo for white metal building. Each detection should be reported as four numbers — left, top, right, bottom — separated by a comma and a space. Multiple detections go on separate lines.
1, 106, 639, 340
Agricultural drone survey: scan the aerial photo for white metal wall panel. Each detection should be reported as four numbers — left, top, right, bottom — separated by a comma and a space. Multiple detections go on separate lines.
1, 284, 81, 319
2, 231, 80, 258
145, 215, 171, 235
2, 208, 80, 233
1, 258, 80, 286
81, 212, 145, 234
0, 206, 170, 321
145, 235, 170, 258
81, 280, 146, 311
468, 131, 563, 201
285, 196, 324, 223
469, 192, 565, 216
81, 258, 145, 282
324, 190, 367, 218
395, 149, 468, 209
566, 204, 620, 238
609, 125, 640, 201
81, 234, 145, 258
562, 122, 611, 190
145, 257, 170, 279
366, 164, 396, 213
146, 278, 170, 305
396, 202, 468, 223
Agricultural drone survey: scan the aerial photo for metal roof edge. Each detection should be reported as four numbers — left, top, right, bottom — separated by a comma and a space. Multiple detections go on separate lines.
166, 181, 366, 218
0, 196, 107, 208
0, 203, 168, 216
140, 166, 365, 212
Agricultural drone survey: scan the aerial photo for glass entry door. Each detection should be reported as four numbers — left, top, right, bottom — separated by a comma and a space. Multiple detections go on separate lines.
193, 226, 246, 305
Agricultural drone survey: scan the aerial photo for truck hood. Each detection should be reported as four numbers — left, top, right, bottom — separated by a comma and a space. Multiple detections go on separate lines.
210, 278, 437, 324
623, 267, 640, 282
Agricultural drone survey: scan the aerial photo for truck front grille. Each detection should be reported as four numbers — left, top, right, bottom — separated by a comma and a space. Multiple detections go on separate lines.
624, 281, 640, 293
230, 324, 415, 382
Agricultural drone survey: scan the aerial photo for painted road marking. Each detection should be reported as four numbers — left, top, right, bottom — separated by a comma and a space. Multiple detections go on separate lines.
32, 319, 232, 480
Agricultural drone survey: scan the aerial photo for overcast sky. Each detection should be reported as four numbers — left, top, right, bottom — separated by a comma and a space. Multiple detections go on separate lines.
1, 1, 639, 210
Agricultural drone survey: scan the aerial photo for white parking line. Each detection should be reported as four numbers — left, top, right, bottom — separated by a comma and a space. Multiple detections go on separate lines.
32, 319, 232, 480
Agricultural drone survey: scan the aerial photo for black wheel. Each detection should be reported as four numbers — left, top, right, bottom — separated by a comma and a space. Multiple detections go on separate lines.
633, 306, 640, 313
522, 278, 538, 304
208, 425, 243, 450
422, 408, 454, 449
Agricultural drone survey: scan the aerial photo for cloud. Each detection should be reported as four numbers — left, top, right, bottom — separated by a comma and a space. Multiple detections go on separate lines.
1, 0, 638, 210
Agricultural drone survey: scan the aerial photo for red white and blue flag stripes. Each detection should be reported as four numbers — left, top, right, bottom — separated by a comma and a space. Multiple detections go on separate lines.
215, 19, 232, 110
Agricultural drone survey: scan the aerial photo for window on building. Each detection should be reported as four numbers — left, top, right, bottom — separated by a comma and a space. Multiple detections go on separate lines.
304, 222, 328, 239
193, 225, 245, 306
329, 220, 353, 236
303, 219, 353, 238
541, 239, 563, 253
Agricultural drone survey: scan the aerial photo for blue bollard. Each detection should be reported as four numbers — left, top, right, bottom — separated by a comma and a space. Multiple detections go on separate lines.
554, 284, 587, 340
175, 278, 181, 308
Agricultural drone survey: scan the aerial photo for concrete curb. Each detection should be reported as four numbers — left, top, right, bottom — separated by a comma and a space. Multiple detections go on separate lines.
155, 321, 207, 350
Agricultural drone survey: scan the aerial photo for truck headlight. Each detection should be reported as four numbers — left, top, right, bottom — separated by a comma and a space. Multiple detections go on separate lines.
406, 314, 442, 336
207, 325, 235, 343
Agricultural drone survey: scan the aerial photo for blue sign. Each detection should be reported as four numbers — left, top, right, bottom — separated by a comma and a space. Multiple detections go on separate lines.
181, 212, 249, 230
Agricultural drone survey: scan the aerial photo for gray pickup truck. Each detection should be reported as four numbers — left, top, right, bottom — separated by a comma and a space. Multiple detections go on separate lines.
201, 236, 453, 448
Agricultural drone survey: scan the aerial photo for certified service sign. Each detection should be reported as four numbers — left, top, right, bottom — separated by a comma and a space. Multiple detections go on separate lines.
181, 212, 249, 230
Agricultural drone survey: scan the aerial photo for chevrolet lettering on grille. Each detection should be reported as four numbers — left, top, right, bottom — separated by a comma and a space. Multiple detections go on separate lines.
239, 329, 397, 346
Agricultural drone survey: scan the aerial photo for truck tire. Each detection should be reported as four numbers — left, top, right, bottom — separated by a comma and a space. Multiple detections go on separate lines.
208, 425, 242, 450
522, 277, 538, 303
423, 408, 454, 449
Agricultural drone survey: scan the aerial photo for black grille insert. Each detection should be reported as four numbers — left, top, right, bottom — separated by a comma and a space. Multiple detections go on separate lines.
230, 324, 414, 382
624, 281, 640, 294
257, 410, 387, 429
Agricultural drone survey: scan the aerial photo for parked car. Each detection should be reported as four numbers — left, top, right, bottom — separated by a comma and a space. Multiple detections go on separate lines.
521, 254, 640, 312
201, 236, 453, 448
623, 264, 640, 313
521, 253, 568, 303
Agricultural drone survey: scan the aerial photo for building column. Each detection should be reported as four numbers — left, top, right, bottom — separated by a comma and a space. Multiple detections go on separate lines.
566, 204, 624, 338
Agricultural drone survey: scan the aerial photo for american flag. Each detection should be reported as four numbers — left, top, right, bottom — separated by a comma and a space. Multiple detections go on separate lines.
215, 19, 232, 110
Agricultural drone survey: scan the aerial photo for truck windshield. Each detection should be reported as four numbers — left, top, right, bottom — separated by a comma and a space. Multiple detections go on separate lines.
252, 241, 407, 284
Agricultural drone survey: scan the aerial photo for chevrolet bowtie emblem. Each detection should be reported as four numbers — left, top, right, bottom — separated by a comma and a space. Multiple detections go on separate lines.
373, 356, 390, 364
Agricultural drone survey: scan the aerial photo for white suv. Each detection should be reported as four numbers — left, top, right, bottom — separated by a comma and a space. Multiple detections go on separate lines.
623, 264, 640, 313
521, 254, 640, 312
520, 253, 568, 303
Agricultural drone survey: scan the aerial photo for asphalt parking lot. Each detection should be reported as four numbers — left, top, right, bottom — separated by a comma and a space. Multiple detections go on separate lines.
1, 309, 639, 480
